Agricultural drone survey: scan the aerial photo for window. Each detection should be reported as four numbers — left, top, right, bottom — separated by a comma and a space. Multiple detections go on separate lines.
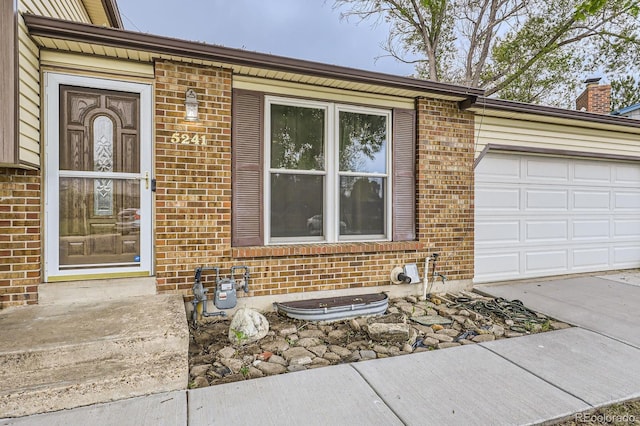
265, 97, 391, 243
231, 89, 415, 248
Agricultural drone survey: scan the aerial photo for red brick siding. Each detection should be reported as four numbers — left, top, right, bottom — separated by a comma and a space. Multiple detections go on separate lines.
154, 61, 233, 294
0, 168, 41, 307
154, 60, 475, 299
416, 98, 475, 282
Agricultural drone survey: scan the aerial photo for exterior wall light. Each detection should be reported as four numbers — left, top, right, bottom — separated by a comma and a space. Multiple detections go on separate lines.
184, 89, 199, 121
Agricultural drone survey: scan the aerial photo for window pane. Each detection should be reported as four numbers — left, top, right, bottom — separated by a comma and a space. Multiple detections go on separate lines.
271, 174, 324, 238
339, 111, 387, 173
271, 104, 325, 170
340, 176, 385, 236
59, 177, 140, 267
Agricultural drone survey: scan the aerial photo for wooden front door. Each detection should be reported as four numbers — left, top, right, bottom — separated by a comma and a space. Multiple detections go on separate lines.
45, 74, 152, 280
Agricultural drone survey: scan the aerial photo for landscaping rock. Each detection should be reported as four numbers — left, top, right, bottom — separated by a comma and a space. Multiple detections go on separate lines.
472, 334, 496, 343
308, 345, 327, 358
283, 347, 315, 365
298, 329, 325, 339
437, 342, 461, 349
550, 322, 571, 330
260, 338, 290, 354
325, 345, 351, 359
268, 354, 288, 366
367, 323, 411, 343
256, 362, 286, 375
191, 376, 209, 388
190, 364, 210, 377
297, 337, 323, 348
287, 365, 307, 372
228, 308, 269, 345
360, 350, 377, 360
218, 346, 236, 359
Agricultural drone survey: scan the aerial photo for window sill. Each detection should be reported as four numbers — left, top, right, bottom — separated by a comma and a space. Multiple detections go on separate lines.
232, 241, 422, 259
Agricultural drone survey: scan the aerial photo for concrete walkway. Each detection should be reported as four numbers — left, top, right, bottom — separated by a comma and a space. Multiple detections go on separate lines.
3, 275, 640, 425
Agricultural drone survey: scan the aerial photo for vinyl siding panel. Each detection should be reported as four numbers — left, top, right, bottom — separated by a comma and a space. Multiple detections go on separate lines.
0, 0, 17, 163
16, 0, 92, 166
475, 116, 640, 159
20, 0, 89, 22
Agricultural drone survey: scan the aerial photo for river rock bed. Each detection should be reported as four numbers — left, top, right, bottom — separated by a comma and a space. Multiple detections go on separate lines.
188, 291, 571, 388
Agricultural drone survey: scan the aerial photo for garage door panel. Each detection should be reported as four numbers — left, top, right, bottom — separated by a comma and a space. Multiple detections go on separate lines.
614, 220, 640, 238
526, 159, 569, 181
525, 221, 568, 242
476, 221, 520, 244
614, 192, 640, 209
614, 165, 640, 184
573, 247, 610, 268
525, 190, 568, 210
613, 246, 640, 266
574, 163, 611, 183
573, 220, 610, 240
573, 191, 610, 210
475, 153, 640, 283
525, 250, 567, 273
476, 188, 520, 210
475, 253, 520, 277
475, 155, 520, 181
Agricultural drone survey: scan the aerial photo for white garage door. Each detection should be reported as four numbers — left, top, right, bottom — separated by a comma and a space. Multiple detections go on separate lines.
475, 152, 640, 283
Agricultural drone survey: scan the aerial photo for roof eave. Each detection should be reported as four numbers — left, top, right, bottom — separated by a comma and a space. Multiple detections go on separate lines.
24, 14, 482, 101
461, 97, 640, 130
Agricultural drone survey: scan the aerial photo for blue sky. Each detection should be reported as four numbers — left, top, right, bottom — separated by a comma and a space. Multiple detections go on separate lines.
116, 0, 416, 77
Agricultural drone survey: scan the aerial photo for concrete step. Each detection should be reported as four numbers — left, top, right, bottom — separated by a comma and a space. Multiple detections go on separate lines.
38, 277, 157, 305
0, 294, 189, 418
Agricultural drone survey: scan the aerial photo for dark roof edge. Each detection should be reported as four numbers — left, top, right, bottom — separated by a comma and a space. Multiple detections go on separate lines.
103, 0, 123, 29
24, 14, 483, 100
461, 96, 640, 129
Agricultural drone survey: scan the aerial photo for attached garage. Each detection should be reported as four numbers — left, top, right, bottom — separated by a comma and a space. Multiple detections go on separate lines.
463, 98, 640, 283
475, 152, 640, 283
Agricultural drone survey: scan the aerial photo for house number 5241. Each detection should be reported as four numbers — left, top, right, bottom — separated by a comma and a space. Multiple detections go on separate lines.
170, 132, 207, 145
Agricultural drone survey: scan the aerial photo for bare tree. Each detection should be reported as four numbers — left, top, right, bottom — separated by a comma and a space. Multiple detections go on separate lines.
335, 0, 640, 105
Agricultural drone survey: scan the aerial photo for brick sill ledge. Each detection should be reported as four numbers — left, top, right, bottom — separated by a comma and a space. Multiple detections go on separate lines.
232, 241, 422, 259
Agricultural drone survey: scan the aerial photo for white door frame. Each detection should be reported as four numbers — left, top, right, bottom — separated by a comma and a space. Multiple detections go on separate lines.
44, 73, 153, 281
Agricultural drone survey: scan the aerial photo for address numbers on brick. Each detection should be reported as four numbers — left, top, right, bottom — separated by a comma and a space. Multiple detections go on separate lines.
170, 132, 206, 145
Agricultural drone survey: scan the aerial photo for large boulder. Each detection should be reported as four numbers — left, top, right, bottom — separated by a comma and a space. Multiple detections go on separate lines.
228, 308, 269, 345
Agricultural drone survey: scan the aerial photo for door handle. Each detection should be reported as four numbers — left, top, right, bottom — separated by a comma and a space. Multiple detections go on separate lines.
138, 171, 149, 189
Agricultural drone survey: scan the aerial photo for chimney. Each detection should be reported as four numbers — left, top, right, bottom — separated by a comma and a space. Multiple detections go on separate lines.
576, 77, 611, 114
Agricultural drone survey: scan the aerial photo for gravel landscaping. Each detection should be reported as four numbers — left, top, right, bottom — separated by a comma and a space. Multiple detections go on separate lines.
188, 291, 571, 388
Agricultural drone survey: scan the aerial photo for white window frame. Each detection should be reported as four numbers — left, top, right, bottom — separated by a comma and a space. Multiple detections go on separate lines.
264, 95, 392, 244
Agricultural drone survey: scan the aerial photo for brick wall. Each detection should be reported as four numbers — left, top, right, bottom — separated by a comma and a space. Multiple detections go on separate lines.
416, 97, 475, 281
0, 168, 41, 307
154, 61, 475, 300
154, 61, 233, 294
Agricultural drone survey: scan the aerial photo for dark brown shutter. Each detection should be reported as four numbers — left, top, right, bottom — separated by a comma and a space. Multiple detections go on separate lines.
232, 89, 264, 246
392, 108, 416, 241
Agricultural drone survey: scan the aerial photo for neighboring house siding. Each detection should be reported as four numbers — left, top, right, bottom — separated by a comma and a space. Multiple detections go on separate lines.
475, 116, 640, 159
154, 59, 475, 297
17, 0, 91, 166
1, 0, 17, 164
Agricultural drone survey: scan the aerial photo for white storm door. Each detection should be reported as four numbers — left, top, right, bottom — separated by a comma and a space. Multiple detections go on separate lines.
45, 73, 153, 280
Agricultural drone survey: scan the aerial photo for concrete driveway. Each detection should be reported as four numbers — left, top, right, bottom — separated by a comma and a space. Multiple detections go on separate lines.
476, 272, 640, 349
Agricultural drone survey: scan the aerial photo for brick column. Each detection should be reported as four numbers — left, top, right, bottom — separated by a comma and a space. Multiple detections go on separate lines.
154, 61, 232, 294
416, 97, 475, 281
